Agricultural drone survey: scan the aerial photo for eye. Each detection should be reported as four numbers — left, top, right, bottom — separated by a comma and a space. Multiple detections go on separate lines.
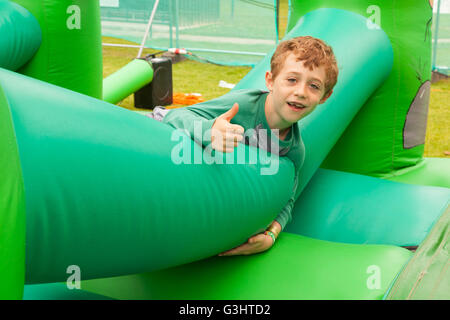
310, 83, 321, 90
287, 78, 297, 84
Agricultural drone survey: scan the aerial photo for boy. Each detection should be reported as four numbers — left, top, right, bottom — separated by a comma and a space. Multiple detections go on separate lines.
150, 36, 338, 256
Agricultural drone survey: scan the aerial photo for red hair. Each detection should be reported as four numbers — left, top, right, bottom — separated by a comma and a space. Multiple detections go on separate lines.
270, 36, 338, 94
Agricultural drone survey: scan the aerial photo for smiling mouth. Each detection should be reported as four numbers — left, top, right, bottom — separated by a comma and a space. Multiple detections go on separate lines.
287, 102, 307, 110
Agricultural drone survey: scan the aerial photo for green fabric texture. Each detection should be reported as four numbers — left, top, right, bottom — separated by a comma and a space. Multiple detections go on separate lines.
234, 8, 393, 200
386, 206, 450, 300
103, 59, 153, 104
385, 157, 450, 189
0, 67, 293, 284
0, 82, 26, 299
0, 0, 41, 71
12, 0, 103, 98
287, 0, 433, 178
286, 168, 450, 247
82, 232, 413, 300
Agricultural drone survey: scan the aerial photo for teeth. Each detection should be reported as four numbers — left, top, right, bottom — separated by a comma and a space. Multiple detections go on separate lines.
288, 102, 305, 109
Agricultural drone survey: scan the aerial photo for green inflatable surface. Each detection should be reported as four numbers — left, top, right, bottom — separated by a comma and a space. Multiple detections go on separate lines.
23, 283, 113, 300
12, 0, 103, 98
385, 157, 450, 189
82, 233, 413, 300
387, 207, 450, 300
286, 168, 450, 246
0, 83, 26, 299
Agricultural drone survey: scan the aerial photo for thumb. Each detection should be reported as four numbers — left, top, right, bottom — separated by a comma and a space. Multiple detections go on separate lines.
221, 103, 239, 121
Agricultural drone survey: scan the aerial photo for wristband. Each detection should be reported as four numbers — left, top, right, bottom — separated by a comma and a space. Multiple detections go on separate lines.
264, 231, 276, 244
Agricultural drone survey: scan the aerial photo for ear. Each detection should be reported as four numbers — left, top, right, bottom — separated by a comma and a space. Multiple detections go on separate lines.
320, 89, 333, 104
265, 71, 274, 92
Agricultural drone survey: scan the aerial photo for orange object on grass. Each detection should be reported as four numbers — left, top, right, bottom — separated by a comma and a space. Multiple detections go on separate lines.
172, 92, 204, 105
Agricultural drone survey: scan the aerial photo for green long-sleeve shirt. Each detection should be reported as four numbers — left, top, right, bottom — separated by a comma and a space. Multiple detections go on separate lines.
162, 89, 305, 230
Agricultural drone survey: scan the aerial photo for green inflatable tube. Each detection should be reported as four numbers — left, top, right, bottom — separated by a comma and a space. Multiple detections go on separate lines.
12, 0, 102, 99
0, 84, 26, 299
103, 59, 154, 104
82, 233, 413, 300
286, 168, 450, 246
1, 67, 293, 284
0, 0, 41, 71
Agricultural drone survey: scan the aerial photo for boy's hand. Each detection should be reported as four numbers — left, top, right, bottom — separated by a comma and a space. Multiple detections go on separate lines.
218, 233, 274, 256
211, 103, 245, 153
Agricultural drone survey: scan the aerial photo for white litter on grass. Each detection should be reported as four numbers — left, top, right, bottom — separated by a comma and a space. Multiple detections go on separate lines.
219, 80, 235, 89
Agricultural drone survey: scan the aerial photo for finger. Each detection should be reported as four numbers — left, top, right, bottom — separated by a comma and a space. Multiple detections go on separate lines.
221, 103, 239, 122
223, 140, 239, 152
219, 241, 256, 256
228, 124, 245, 135
224, 132, 243, 143
219, 247, 244, 256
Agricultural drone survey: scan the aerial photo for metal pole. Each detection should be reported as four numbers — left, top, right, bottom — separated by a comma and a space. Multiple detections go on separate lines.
275, 0, 279, 43
231, 0, 235, 20
175, 0, 180, 48
137, 0, 160, 58
169, 0, 173, 48
432, 0, 441, 71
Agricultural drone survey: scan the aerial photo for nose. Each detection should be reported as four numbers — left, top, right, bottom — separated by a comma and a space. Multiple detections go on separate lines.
294, 82, 307, 99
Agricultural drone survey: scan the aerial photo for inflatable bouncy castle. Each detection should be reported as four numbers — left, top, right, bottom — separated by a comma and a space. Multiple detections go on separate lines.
0, 0, 448, 300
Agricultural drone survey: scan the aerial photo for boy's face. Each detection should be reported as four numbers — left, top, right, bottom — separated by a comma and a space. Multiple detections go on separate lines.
265, 53, 332, 129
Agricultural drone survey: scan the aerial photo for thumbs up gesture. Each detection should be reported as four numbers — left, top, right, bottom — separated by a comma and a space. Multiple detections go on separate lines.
211, 103, 245, 153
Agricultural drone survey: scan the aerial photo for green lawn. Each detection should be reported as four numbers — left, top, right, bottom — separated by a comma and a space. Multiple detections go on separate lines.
425, 78, 450, 157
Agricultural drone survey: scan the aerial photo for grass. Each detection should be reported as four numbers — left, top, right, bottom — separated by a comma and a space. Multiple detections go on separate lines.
102, 36, 449, 158
102, 37, 251, 111
425, 78, 450, 157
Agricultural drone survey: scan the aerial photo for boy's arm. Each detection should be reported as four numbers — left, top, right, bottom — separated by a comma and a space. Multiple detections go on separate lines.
162, 106, 219, 147
164, 103, 244, 153
219, 173, 298, 256
273, 171, 298, 232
